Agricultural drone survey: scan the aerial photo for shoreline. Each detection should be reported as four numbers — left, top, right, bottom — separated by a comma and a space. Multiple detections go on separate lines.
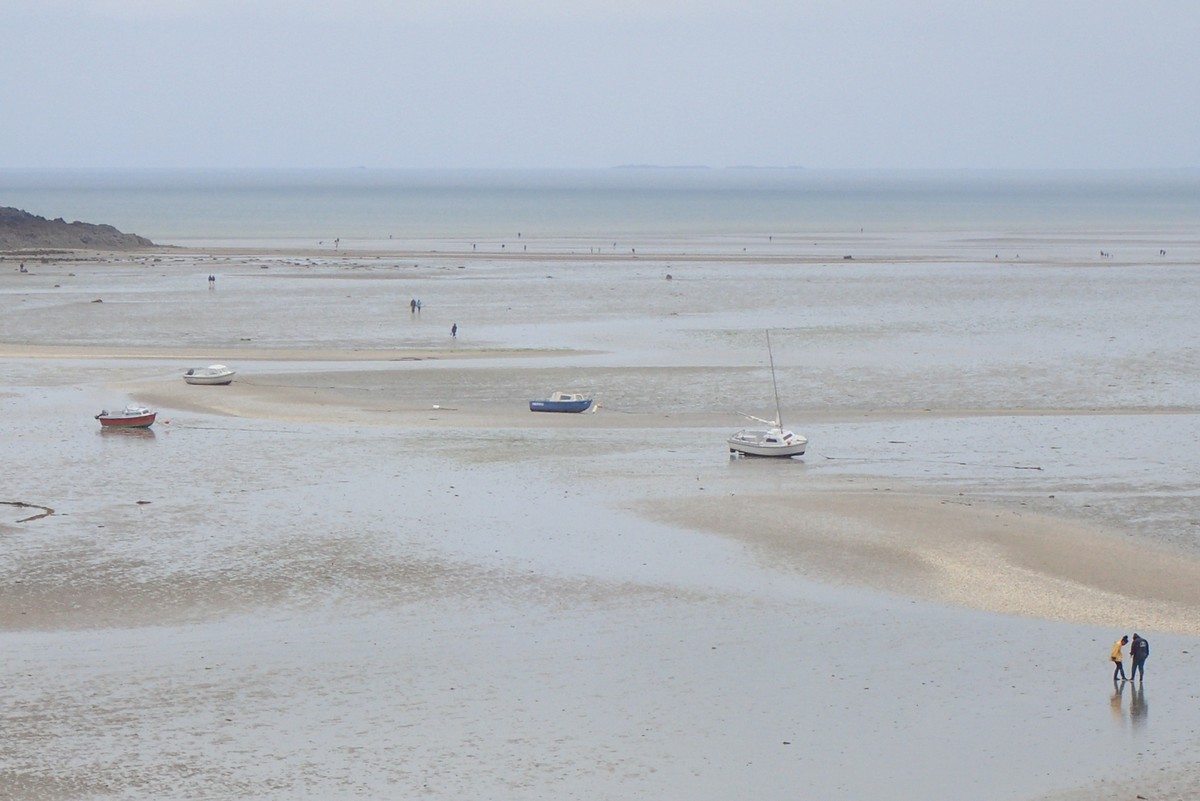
4, 238, 1192, 265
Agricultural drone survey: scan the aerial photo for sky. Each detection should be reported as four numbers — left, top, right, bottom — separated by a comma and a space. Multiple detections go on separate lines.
2, 0, 1198, 170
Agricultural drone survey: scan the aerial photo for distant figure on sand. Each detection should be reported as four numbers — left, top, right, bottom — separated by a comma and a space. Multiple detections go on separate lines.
1111, 635, 1129, 681
1129, 633, 1150, 681
410, 298, 417, 314
451, 323, 458, 338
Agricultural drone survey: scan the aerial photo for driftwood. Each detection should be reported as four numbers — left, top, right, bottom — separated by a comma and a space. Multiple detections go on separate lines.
2, 500, 55, 523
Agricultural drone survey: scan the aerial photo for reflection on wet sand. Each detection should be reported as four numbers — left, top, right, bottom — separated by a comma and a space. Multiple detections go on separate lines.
1109, 680, 1149, 732
98, 426, 157, 440
1130, 683, 1149, 730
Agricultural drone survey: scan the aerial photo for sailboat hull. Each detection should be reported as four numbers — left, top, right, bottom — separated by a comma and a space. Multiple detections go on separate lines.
728, 427, 807, 457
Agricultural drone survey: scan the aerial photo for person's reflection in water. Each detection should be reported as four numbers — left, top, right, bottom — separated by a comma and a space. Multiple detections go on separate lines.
1130, 682, 1148, 730
1109, 680, 1127, 728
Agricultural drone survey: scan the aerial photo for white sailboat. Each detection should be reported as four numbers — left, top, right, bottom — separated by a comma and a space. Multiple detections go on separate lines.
728, 331, 808, 458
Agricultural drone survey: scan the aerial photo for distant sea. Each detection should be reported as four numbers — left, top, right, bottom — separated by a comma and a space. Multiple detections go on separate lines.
1, 168, 1198, 245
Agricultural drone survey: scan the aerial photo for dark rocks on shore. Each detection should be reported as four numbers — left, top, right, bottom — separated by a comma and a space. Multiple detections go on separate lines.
0, 206, 156, 251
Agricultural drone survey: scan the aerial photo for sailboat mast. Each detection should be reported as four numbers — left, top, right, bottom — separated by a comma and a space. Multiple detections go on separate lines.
766, 329, 783, 427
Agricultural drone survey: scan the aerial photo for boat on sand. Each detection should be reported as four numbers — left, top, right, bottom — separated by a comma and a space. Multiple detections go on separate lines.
95, 405, 157, 428
728, 331, 807, 458
727, 424, 807, 458
529, 392, 594, 413
184, 364, 236, 385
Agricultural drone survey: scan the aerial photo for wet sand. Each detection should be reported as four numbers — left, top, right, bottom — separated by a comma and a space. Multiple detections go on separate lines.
2, 239, 1199, 799
128, 363, 1200, 634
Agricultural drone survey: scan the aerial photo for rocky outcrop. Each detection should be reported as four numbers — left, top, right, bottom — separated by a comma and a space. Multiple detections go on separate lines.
0, 207, 156, 251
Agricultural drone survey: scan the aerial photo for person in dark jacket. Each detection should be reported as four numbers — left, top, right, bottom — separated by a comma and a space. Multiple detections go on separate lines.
1129, 633, 1150, 681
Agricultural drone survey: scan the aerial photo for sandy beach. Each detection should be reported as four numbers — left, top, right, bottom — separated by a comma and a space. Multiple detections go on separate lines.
2, 235, 1199, 800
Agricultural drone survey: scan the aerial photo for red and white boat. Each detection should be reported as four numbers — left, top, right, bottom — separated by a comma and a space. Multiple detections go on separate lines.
95, 404, 157, 428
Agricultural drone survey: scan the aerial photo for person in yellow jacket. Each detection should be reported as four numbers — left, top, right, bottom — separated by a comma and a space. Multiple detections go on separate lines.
1111, 635, 1129, 681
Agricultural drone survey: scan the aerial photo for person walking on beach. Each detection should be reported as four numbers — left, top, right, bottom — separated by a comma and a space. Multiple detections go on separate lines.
450, 323, 458, 338
1111, 635, 1129, 681
1129, 633, 1150, 681
410, 298, 417, 314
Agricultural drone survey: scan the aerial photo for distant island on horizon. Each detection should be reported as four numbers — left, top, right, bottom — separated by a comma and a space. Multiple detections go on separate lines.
612, 164, 805, 171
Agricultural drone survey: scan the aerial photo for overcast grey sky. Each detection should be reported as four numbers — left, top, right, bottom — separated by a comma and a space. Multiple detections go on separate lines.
2, 0, 1197, 170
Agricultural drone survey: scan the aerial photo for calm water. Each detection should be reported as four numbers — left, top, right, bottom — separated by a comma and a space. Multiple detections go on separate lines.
3, 168, 1199, 243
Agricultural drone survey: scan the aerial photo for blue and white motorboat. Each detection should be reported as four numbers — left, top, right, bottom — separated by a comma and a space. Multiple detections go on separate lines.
529, 391, 594, 413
